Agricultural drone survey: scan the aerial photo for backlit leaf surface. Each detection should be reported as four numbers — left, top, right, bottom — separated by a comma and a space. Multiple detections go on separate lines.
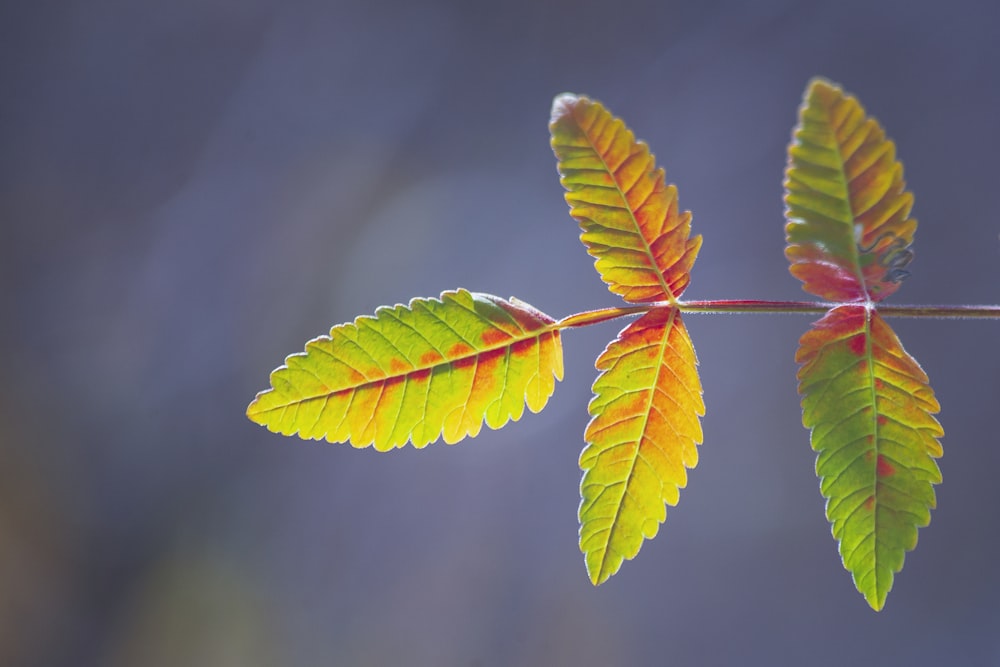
796, 305, 942, 609
579, 308, 704, 584
785, 79, 916, 302
550, 94, 701, 304
247, 290, 563, 450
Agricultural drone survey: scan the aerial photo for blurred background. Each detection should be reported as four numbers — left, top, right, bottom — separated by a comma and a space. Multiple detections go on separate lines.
3, 0, 999, 664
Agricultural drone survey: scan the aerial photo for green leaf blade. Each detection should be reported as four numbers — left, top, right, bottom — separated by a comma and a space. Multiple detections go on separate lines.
579, 308, 704, 584
785, 79, 916, 303
550, 94, 701, 304
247, 290, 564, 450
796, 305, 943, 609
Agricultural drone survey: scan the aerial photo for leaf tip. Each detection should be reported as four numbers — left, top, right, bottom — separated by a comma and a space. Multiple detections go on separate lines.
550, 92, 584, 126
861, 580, 889, 611
583, 552, 616, 587
806, 75, 837, 90
804, 76, 844, 101
245, 391, 267, 423
800, 78, 850, 120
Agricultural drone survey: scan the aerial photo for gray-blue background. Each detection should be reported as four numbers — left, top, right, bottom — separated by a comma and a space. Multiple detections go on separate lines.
3, 0, 998, 664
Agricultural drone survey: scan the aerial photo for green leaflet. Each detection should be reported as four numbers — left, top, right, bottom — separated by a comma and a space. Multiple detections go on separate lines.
247, 290, 563, 450
796, 305, 943, 610
785, 79, 916, 303
787, 79, 944, 610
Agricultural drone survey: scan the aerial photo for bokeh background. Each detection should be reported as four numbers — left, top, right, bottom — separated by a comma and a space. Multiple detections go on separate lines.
3, 0, 999, 664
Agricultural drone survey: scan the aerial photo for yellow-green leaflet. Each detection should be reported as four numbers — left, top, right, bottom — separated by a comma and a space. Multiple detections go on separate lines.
247, 290, 563, 450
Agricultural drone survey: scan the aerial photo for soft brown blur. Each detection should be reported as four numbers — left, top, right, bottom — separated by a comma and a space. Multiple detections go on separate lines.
3, 0, 999, 664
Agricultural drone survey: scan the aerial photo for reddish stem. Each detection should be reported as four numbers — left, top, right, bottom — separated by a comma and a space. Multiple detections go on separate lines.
555, 299, 1000, 329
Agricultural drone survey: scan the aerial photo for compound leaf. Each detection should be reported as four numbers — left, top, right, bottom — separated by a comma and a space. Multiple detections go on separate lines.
550, 94, 701, 304
796, 305, 943, 610
247, 289, 563, 450
785, 79, 916, 303
579, 307, 704, 584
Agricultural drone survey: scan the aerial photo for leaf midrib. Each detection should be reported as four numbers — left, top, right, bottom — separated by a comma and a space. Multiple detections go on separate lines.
597, 308, 678, 582
861, 308, 884, 610
820, 100, 871, 303
250, 326, 559, 413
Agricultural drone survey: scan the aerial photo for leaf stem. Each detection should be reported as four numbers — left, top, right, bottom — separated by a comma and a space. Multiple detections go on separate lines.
556, 300, 1000, 328
678, 299, 834, 315
874, 304, 1000, 319
556, 305, 653, 328
682, 300, 1000, 319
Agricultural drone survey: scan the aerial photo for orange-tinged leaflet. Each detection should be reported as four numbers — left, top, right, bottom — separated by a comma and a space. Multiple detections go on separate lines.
551, 94, 701, 305
578, 307, 704, 584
